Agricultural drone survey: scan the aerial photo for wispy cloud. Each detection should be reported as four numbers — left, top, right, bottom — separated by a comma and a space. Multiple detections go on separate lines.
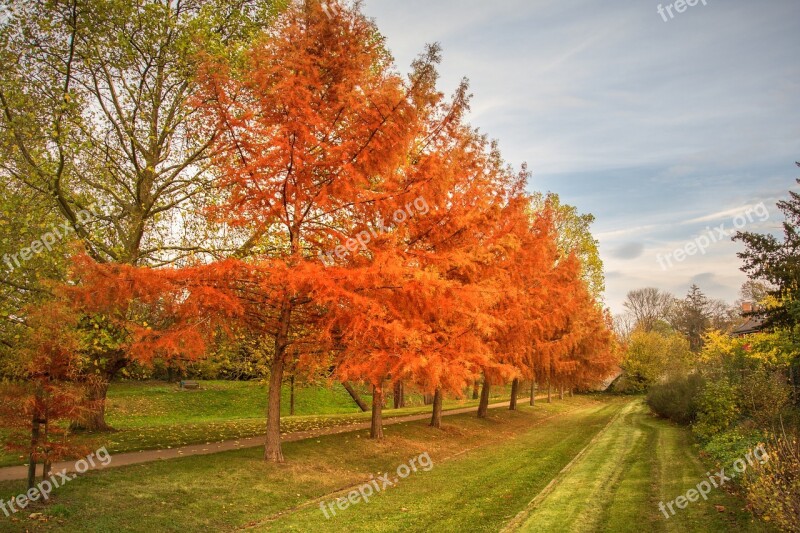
682, 205, 769, 225
364, 0, 800, 313
595, 225, 658, 240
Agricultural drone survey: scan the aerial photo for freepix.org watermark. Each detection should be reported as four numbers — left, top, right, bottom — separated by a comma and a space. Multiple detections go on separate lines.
658, 444, 769, 520
657, 0, 708, 22
321, 1, 341, 19
2, 204, 98, 273
318, 197, 430, 266
1, 447, 112, 517
657, 202, 769, 271
319, 452, 433, 519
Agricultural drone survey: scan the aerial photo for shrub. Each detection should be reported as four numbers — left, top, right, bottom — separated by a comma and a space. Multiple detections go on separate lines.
621, 328, 692, 393
702, 427, 765, 467
693, 379, 738, 441
646, 373, 704, 424
745, 434, 800, 533
737, 368, 791, 427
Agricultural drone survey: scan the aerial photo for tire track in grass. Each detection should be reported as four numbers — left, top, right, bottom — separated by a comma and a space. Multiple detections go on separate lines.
506, 400, 774, 533
599, 412, 668, 533
502, 399, 640, 532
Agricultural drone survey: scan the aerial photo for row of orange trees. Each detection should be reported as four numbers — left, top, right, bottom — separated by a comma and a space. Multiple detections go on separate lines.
7, 2, 618, 469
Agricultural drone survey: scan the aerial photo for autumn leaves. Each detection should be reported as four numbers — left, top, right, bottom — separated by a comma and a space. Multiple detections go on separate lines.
55, 1, 617, 463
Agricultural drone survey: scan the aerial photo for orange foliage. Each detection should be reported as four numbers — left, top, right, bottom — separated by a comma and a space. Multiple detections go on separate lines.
43, 1, 618, 459
0, 304, 92, 469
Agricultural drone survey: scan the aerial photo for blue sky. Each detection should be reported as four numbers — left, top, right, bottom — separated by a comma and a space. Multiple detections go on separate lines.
361, 0, 800, 314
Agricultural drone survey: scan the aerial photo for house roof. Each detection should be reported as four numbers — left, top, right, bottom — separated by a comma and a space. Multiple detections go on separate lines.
731, 316, 767, 336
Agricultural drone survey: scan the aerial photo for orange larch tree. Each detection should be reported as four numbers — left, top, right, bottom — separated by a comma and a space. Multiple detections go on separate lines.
0, 304, 91, 490
191, 1, 441, 460
332, 116, 524, 431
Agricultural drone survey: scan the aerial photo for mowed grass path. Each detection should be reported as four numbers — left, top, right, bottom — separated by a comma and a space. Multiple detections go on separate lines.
0, 396, 771, 532
511, 400, 772, 533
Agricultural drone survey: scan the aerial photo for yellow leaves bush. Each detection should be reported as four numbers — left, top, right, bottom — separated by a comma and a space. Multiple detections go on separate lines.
745, 435, 800, 533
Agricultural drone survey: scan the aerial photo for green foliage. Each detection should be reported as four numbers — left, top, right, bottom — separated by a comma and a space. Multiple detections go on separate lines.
699, 332, 794, 428
620, 327, 693, 393
670, 284, 711, 351
702, 427, 766, 467
646, 373, 704, 424
734, 172, 800, 331
737, 368, 792, 428
530, 192, 605, 299
694, 379, 739, 441
182, 332, 273, 381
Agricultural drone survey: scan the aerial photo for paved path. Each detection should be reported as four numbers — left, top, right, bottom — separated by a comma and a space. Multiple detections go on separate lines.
0, 400, 518, 482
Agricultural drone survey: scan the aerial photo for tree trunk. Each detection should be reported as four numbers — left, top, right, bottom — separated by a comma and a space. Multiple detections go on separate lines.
559, 384, 564, 400
430, 388, 443, 428
342, 381, 369, 412
264, 302, 291, 463
530, 381, 536, 406
393, 381, 405, 409
423, 393, 433, 405
73, 354, 127, 432
264, 350, 286, 462
569, 387, 573, 398
41, 419, 50, 481
74, 380, 112, 431
27, 416, 41, 490
472, 380, 480, 400
477, 378, 491, 418
370, 383, 384, 440
547, 377, 552, 403
289, 374, 295, 416
509, 378, 519, 410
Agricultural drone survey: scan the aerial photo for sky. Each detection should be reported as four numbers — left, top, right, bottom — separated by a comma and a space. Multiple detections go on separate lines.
360, 0, 800, 315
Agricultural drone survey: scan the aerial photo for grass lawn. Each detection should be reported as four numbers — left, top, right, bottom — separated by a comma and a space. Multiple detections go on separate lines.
0, 381, 514, 467
0, 395, 773, 532
511, 399, 770, 533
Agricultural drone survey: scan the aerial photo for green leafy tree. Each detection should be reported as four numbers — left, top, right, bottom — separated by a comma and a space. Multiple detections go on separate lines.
734, 169, 800, 402
734, 167, 800, 330
0, 0, 284, 429
531, 192, 605, 300
620, 326, 692, 392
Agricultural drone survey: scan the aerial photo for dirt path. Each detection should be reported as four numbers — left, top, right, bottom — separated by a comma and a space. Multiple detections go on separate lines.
0, 401, 515, 482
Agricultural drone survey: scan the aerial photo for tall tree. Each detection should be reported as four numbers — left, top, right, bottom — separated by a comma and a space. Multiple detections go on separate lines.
670, 284, 711, 352
0, 0, 281, 429
734, 169, 800, 330
193, 0, 440, 461
734, 169, 800, 400
623, 287, 672, 332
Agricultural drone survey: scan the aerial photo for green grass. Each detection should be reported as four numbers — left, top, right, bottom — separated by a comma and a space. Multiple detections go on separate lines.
513, 399, 772, 533
266, 396, 627, 532
0, 381, 514, 466
106, 380, 361, 424
0, 395, 605, 531
0, 395, 769, 532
